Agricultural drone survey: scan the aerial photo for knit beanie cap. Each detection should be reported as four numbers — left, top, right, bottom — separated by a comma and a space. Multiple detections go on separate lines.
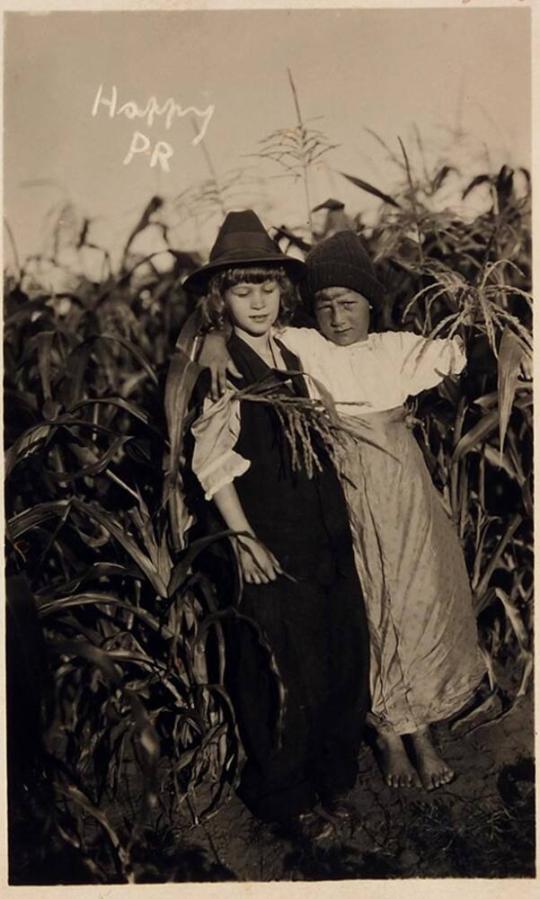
301, 231, 383, 306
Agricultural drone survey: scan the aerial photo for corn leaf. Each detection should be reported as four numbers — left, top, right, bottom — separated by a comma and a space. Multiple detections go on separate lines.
36, 331, 56, 401
174, 306, 204, 354
39, 592, 171, 637
5, 423, 52, 478
473, 514, 522, 605
69, 397, 163, 438
452, 410, 499, 462
46, 436, 131, 482
497, 327, 525, 459
462, 174, 492, 200
168, 529, 238, 598
35, 562, 139, 598
494, 588, 529, 653
7, 500, 72, 541
71, 499, 168, 597
55, 779, 134, 883
163, 346, 203, 552
338, 170, 401, 208
52, 638, 162, 814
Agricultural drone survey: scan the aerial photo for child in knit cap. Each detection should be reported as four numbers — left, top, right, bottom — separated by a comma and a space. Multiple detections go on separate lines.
201, 227, 485, 791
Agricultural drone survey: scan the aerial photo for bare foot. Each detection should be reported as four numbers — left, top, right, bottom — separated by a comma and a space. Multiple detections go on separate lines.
376, 727, 421, 788
410, 726, 455, 791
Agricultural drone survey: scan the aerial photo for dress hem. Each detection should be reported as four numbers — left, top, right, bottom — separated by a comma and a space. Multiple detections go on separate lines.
367, 668, 487, 735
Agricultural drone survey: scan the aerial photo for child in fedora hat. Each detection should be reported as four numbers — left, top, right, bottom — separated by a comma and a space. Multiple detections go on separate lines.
185, 212, 370, 836
201, 228, 486, 793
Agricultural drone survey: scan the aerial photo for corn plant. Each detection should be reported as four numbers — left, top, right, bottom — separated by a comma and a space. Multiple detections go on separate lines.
4, 213, 246, 882
5, 122, 533, 881
253, 69, 338, 235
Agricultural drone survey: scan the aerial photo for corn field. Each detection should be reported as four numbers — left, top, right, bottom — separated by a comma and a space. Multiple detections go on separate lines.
4, 140, 533, 882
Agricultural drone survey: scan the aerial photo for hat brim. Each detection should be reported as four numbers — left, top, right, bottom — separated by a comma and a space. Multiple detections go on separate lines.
183, 252, 306, 295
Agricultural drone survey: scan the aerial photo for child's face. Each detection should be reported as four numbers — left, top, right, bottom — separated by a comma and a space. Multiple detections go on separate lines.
314, 287, 370, 346
224, 279, 281, 337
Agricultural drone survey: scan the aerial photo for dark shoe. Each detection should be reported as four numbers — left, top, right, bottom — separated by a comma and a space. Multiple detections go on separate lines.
295, 810, 334, 842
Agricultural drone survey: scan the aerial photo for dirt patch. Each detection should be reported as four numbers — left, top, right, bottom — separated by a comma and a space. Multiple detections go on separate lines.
179, 691, 535, 881
8, 692, 534, 883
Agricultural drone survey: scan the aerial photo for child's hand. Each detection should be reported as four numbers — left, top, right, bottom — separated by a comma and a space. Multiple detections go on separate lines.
198, 331, 241, 400
234, 535, 283, 585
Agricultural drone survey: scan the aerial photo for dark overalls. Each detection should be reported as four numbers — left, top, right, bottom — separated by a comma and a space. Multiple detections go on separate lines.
194, 332, 370, 823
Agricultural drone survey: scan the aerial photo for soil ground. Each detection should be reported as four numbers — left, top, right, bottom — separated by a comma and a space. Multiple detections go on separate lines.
9, 690, 535, 883
162, 690, 535, 881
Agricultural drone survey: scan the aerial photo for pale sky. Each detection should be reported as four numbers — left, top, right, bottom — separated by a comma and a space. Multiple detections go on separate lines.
4, 7, 531, 269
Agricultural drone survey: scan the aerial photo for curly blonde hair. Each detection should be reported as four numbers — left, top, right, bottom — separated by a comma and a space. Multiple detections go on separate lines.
200, 266, 298, 331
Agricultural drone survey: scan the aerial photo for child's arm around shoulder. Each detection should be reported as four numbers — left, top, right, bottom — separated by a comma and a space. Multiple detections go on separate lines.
276, 324, 330, 358
382, 330, 467, 396
197, 330, 241, 401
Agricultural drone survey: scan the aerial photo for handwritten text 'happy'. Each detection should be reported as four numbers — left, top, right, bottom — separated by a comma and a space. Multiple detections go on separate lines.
92, 84, 215, 172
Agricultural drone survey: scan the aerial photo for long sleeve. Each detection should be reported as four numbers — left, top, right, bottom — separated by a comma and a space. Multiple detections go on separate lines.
275, 326, 335, 399
277, 325, 330, 360
191, 390, 250, 500
393, 332, 467, 396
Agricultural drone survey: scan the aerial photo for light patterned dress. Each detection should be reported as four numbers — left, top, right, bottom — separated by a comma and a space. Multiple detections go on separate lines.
279, 327, 486, 735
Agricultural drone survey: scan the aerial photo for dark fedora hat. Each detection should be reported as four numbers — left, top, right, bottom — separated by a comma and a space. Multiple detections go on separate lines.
183, 210, 306, 294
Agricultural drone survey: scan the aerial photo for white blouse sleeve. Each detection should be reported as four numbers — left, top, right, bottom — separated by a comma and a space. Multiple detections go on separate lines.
276, 326, 330, 364
275, 326, 336, 398
389, 331, 467, 396
191, 390, 250, 500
